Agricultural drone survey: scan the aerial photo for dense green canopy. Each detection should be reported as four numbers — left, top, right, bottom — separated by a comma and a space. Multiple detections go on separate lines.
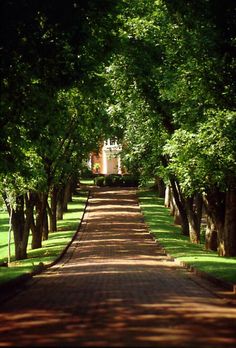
1, 0, 235, 257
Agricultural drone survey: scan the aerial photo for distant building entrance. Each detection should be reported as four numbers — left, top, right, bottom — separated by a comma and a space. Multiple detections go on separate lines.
90, 138, 122, 175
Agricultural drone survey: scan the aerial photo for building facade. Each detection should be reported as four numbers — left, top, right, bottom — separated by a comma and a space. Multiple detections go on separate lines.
90, 138, 122, 175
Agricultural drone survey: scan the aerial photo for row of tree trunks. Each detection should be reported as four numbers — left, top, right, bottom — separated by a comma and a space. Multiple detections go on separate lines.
3, 176, 79, 261
2, 193, 34, 261
56, 176, 78, 220
204, 182, 236, 257
164, 178, 236, 256
165, 182, 202, 243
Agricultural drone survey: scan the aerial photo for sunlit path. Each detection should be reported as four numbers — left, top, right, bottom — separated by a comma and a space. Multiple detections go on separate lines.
0, 187, 236, 347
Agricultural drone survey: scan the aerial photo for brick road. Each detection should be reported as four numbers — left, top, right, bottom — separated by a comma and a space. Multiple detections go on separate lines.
0, 187, 236, 347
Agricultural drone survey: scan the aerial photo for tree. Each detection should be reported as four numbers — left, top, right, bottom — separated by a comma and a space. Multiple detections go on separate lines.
0, 0, 118, 260
103, 0, 236, 255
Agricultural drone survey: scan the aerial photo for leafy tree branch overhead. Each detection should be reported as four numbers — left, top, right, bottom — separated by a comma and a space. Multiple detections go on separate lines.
0, 0, 236, 258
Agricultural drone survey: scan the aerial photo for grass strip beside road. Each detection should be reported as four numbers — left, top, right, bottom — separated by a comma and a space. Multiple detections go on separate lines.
138, 188, 236, 286
0, 190, 88, 286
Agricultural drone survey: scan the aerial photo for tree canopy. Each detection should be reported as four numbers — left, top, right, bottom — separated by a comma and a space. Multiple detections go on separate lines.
1, 0, 236, 257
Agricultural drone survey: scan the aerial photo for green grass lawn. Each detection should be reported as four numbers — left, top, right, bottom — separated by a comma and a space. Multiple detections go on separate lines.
0, 190, 88, 286
138, 188, 236, 285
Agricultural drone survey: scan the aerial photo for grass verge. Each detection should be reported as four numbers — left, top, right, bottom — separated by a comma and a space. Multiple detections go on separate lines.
138, 188, 236, 286
0, 189, 88, 286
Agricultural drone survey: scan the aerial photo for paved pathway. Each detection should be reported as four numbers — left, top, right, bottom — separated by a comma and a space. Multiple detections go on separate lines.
0, 187, 236, 347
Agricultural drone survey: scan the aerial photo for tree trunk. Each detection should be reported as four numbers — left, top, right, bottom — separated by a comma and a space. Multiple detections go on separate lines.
57, 185, 64, 220
203, 188, 225, 256
185, 194, 202, 244
169, 189, 182, 225
169, 177, 189, 236
68, 176, 76, 202
42, 206, 49, 241
164, 185, 171, 208
31, 192, 47, 249
221, 183, 236, 256
205, 213, 218, 251
11, 195, 29, 260
71, 175, 79, 195
63, 181, 71, 212
48, 185, 58, 232
169, 189, 175, 216
173, 193, 182, 225
154, 176, 165, 198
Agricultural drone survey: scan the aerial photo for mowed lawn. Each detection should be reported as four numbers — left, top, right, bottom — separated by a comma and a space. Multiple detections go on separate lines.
138, 188, 236, 286
0, 190, 88, 285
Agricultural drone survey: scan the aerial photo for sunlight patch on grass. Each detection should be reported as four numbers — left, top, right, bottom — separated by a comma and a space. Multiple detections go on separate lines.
80, 178, 94, 185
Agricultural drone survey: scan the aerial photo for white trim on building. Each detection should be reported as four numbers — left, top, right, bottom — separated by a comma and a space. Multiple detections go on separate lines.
102, 138, 122, 174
